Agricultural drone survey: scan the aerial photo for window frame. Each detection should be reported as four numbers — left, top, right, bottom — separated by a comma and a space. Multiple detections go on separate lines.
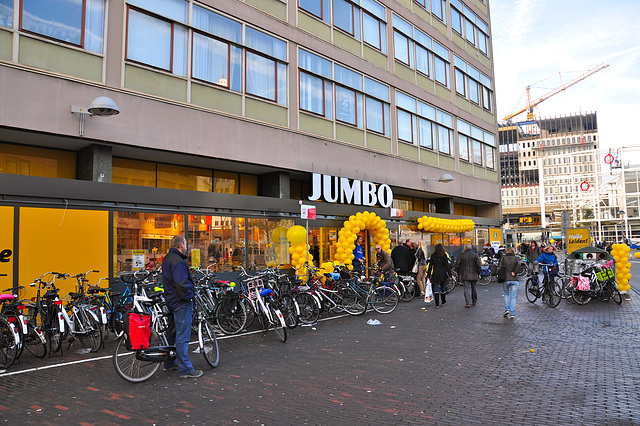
20, 0, 104, 53
244, 49, 285, 104
191, 29, 232, 89
125, 6, 178, 74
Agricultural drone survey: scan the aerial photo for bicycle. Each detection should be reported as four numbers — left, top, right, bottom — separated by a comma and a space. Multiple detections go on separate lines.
570, 262, 622, 306
525, 263, 562, 308
1, 285, 47, 361
112, 282, 219, 382
349, 268, 399, 314
243, 276, 287, 342
0, 274, 21, 368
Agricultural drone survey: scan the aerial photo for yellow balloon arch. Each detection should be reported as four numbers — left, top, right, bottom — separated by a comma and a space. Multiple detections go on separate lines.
417, 216, 475, 234
329, 211, 391, 270
611, 243, 631, 292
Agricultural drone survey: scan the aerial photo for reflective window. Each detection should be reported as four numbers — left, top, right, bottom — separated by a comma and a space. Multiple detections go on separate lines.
0, 143, 76, 179
299, 0, 330, 23
21, 0, 104, 53
334, 0, 360, 37
0, 0, 12, 28
300, 71, 328, 117
127, 8, 187, 75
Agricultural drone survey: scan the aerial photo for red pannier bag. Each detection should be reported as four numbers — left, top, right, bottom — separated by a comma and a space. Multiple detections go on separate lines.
124, 312, 151, 350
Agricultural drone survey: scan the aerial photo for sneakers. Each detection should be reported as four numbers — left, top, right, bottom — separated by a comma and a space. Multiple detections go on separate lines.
179, 369, 204, 379
503, 310, 510, 317
509, 314, 515, 319
163, 365, 178, 372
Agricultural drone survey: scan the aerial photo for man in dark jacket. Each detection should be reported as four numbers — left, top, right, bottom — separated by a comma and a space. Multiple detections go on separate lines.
162, 235, 203, 379
391, 242, 413, 275
456, 243, 482, 307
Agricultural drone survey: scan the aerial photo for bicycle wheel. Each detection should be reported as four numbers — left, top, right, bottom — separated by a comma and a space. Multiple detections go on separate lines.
478, 274, 491, 286
214, 301, 248, 335
544, 281, 561, 308
370, 286, 399, 314
517, 262, 528, 277
571, 287, 591, 305
295, 292, 320, 324
340, 289, 366, 316
607, 282, 623, 305
47, 309, 64, 354
112, 330, 162, 383
23, 323, 47, 358
445, 276, 457, 294
525, 278, 539, 303
279, 295, 299, 328
559, 277, 574, 300
198, 318, 219, 368
268, 306, 287, 343
75, 309, 103, 353
242, 299, 256, 329
401, 278, 416, 302
0, 317, 18, 369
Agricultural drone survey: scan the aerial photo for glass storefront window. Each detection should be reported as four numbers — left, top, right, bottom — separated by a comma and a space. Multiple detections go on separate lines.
188, 215, 246, 272
247, 219, 295, 270
114, 211, 183, 274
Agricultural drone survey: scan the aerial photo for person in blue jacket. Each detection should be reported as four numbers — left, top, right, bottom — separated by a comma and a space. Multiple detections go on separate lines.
162, 235, 203, 379
535, 245, 559, 284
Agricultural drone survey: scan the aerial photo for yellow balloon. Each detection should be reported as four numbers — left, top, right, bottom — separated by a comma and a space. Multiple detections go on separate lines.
287, 225, 307, 246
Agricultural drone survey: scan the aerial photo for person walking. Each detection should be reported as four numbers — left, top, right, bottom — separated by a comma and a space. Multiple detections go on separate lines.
498, 247, 520, 319
456, 243, 482, 308
527, 241, 541, 273
426, 243, 451, 308
412, 242, 427, 296
162, 235, 204, 379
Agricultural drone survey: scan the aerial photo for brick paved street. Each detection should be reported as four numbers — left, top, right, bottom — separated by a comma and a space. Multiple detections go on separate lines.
1, 271, 639, 425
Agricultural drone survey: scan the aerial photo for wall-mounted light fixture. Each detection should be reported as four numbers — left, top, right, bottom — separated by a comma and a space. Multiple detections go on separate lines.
71, 96, 120, 137
422, 173, 454, 186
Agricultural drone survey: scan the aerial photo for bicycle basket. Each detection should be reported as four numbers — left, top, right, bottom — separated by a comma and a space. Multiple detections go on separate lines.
595, 267, 615, 282
220, 292, 241, 315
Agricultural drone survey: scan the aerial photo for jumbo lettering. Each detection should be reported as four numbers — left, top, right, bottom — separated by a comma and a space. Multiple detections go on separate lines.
308, 173, 393, 208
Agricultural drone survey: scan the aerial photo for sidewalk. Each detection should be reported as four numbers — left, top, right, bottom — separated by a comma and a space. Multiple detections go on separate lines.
1, 279, 638, 425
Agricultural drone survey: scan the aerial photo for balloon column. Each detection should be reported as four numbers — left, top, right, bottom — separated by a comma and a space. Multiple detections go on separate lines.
417, 216, 475, 233
287, 225, 310, 280
333, 211, 391, 267
611, 243, 631, 292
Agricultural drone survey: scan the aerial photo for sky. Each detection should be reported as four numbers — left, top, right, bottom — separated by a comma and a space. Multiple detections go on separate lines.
489, 0, 640, 150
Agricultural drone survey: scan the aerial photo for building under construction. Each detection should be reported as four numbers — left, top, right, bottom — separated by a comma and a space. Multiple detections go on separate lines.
499, 112, 600, 242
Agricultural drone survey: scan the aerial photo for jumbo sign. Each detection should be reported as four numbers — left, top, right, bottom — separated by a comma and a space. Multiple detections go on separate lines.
308, 173, 394, 208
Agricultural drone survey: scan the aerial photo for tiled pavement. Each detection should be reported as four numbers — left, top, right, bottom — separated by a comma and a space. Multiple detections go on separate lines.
1, 277, 639, 425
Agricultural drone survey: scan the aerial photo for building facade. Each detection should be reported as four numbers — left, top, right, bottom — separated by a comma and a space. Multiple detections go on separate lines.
0, 0, 500, 291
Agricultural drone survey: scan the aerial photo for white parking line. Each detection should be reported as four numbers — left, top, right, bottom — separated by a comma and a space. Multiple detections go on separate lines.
0, 314, 347, 378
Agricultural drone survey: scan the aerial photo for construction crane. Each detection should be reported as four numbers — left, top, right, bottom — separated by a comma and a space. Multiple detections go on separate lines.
502, 62, 609, 122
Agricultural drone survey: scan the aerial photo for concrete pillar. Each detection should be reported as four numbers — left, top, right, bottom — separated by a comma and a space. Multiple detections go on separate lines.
262, 172, 290, 199
78, 144, 112, 182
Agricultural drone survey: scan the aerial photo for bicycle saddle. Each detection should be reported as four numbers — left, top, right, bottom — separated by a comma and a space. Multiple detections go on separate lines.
260, 288, 273, 297
0, 294, 15, 301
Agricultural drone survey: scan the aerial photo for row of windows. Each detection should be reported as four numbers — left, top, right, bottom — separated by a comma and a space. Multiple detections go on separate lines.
299, 49, 390, 134
517, 135, 597, 150
0, 0, 493, 111
542, 155, 594, 166
544, 164, 594, 175
457, 118, 495, 168
450, 0, 489, 56
393, 14, 451, 89
454, 55, 492, 111
299, 0, 387, 53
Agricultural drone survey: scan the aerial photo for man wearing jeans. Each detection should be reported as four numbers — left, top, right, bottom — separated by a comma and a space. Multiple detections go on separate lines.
162, 235, 203, 379
456, 243, 481, 307
498, 247, 520, 319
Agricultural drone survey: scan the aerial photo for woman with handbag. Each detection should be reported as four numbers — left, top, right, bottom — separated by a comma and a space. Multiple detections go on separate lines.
426, 244, 451, 308
411, 242, 428, 296
498, 247, 519, 319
